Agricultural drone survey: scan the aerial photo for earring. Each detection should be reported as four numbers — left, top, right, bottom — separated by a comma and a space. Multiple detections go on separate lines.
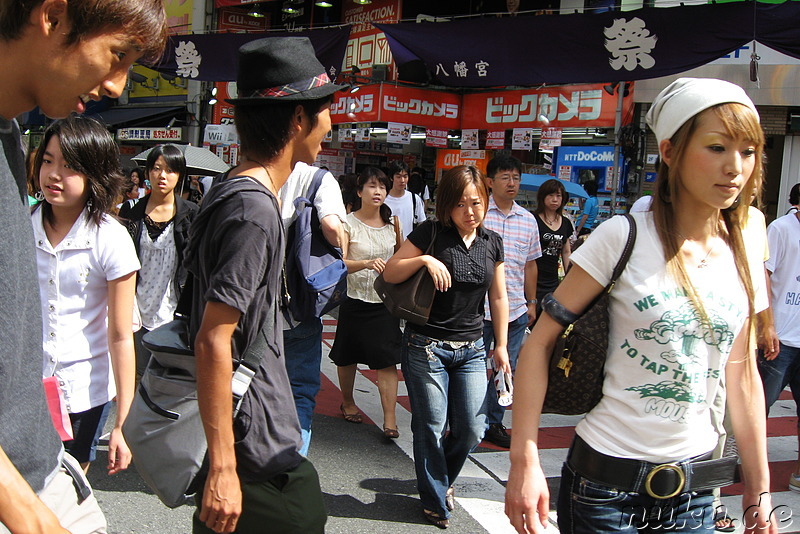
86, 198, 93, 209
724, 195, 741, 211
35, 190, 44, 201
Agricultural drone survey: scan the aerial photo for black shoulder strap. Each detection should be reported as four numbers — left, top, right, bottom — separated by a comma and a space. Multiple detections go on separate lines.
424, 220, 438, 254
239, 297, 275, 370
608, 213, 637, 288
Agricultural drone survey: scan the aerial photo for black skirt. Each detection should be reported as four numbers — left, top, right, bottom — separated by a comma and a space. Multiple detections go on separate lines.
329, 298, 401, 369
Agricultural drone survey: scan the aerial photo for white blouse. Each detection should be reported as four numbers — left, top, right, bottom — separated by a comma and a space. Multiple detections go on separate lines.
344, 212, 396, 304
33, 207, 140, 414
136, 221, 178, 330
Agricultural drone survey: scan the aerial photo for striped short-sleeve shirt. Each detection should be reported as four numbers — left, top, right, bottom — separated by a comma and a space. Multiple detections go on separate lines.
483, 197, 542, 322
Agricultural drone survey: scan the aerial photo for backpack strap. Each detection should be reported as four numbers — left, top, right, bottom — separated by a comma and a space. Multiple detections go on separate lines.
306, 167, 328, 205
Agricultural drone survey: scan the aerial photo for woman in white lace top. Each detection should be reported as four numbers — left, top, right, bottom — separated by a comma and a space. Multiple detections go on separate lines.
329, 167, 403, 439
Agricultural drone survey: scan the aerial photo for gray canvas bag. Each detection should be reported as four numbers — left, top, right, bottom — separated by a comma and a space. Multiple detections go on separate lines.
122, 290, 274, 508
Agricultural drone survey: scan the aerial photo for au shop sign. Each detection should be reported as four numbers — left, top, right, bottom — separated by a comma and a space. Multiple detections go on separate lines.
462, 84, 632, 130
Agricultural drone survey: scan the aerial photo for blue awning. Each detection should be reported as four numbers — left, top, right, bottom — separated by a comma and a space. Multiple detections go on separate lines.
520, 174, 588, 199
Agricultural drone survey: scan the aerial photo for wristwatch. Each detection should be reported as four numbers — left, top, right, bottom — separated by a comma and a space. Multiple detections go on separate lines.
526, 298, 538, 305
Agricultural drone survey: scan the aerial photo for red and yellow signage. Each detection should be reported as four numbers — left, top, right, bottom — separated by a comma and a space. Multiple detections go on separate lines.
461, 84, 633, 130
331, 84, 461, 130
435, 149, 491, 176
343, 0, 401, 80
331, 83, 630, 133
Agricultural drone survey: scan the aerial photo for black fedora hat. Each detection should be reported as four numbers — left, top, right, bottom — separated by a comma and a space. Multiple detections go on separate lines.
226, 36, 345, 104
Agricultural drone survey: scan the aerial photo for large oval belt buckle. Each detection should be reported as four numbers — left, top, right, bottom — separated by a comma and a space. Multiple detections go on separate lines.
644, 463, 685, 499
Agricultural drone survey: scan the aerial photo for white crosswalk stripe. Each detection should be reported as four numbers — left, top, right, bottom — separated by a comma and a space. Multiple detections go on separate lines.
320, 318, 800, 533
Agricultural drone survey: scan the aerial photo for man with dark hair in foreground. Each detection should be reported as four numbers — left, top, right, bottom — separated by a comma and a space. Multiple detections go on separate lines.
0, 1, 166, 532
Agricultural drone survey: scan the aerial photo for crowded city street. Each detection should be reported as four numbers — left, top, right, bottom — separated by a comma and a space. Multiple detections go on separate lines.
5, 1, 800, 533
85, 315, 800, 533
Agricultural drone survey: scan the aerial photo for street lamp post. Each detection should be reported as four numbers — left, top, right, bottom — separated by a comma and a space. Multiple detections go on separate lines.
610, 83, 625, 214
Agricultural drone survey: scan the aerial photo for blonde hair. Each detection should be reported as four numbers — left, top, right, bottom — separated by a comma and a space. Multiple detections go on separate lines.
652, 102, 764, 343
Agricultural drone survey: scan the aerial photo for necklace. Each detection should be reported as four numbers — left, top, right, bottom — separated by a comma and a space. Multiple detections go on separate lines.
544, 213, 559, 227
676, 231, 719, 269
249, 159, 277, 194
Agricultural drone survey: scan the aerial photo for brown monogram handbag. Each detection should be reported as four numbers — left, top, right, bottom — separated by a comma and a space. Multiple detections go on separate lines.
541, 214, 636, 415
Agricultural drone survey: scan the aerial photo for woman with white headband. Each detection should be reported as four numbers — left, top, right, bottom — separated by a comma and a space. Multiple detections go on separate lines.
505, 78, 776, 534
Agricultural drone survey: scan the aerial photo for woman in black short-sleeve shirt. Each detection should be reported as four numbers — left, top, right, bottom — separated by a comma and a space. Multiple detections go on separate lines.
533, 178, 573, 306
383, 166, 510, 529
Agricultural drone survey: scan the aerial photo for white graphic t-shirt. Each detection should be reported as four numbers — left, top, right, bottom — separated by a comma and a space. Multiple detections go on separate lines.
571, 212, 765, 462
766, 212, 800, 348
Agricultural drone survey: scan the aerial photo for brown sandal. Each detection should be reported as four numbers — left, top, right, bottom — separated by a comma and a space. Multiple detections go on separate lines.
423, 509, 449, 529
445, 486, 455, 511
340, 404, 362, 424
383, 427, 399, 439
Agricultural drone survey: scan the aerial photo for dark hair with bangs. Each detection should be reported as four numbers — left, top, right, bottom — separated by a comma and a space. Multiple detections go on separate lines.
652, 102, 764, 343
486, 155, 522, 179
387, 160, 409, 181
234, 96, 332, 163
128, 166, 144, 185
145, 144, 187, 184
352, 167, 392, 224
0, 0, 168, 63
535, 179, 568, 216
435, 165, 489, 228
34, 114, 123, 227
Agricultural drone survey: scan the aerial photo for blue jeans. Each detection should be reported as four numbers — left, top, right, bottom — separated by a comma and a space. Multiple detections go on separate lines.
758, 342, 800, 416
401, 329, 488, 518
483, 313, 528, 426
283, 318, 323, 456
558, 462, 716, 533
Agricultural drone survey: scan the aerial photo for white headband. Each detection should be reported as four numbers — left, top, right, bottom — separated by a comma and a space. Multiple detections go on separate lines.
645, 77, 759, 155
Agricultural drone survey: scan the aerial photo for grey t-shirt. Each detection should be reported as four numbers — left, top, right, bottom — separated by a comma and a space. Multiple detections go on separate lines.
187, 174, 302, 483
0, 118, 61, 491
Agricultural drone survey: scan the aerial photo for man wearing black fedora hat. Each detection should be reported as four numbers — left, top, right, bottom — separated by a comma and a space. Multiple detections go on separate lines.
186, 36, 344, 534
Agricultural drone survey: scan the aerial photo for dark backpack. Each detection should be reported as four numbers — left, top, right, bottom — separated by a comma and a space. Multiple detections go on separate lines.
285, 168, 348, 321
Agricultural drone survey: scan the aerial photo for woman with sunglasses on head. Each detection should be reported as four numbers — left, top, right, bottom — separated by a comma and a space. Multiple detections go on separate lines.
505, 78, 776, 534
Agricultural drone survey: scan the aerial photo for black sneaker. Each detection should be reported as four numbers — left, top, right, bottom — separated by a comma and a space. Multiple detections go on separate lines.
484, 423, 511, 448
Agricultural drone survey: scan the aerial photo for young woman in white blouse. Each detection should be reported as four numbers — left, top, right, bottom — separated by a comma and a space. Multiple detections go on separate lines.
32, 115, 139, 474
505, 78, 776, 534
329, 167, 403, 438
